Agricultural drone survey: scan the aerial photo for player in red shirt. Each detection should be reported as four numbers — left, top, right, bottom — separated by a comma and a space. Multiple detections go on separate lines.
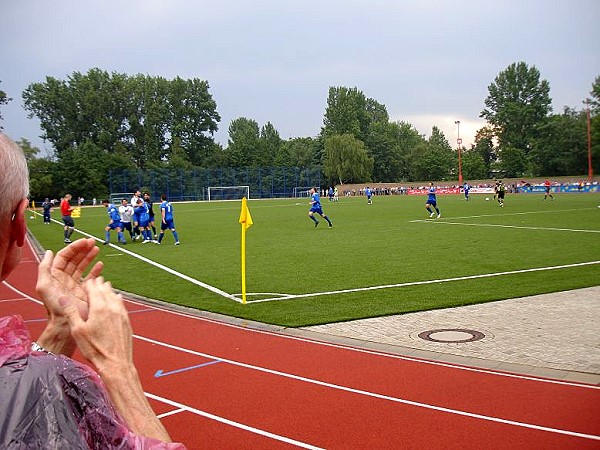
543, 179, 554, 200
60, 194, 75, 243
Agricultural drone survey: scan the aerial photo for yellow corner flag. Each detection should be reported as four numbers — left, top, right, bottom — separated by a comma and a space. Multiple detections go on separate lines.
238, 197, 253, 304
239, 196, 253, 229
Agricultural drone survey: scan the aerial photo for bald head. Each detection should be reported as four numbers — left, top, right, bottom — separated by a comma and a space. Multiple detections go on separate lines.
0, 134, 29, 219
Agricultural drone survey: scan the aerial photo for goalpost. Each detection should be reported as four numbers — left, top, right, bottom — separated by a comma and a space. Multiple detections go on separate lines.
109, 192, 134, 205
293, 187, 313, 198
207, 186, 250, 201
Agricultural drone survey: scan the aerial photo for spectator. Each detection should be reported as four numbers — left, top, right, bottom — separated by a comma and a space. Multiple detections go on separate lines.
0, 133, 184, 448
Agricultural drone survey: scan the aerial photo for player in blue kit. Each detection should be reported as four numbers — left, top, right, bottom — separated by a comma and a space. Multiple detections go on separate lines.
102, 199, 127, 245
463, 182, 470, 201
365, 186, 373, 204
134, 198, 153, 243
425, 182, 441, 218
308, 187, 333, 228
157, 194, 180, 245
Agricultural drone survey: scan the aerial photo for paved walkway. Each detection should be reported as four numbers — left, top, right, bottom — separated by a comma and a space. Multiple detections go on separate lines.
298, 287, 600, 385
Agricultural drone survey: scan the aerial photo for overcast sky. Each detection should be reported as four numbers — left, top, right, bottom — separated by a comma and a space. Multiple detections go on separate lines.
2, 0, 599, 155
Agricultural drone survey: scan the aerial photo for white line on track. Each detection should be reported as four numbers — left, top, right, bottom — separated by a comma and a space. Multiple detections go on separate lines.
135, 334, 600, 442
147, 392, 324, 449
249, 260, 600, 303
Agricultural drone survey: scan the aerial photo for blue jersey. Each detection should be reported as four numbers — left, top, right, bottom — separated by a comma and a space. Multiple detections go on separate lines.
161, 200, 174, 221
107, 204, 120, 222
427, 186, 437, 203
311, 193, 322, 208
365, 188, 372, 197
134, 202, 150, 225
463, 183, 470, 193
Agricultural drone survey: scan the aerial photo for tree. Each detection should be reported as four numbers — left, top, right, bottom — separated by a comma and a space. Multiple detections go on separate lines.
460, 150, 488, 180
409, 127, 455, 181
275, 137, 320, 168
481, 62, 552, 153
259, 122, 282, 166
472, 126, 497, 177
322, 86, 388, 143
0, 80, 11, 130
323, 134, 373, 184
224, 117, 261, 167
497, 146, 527, 178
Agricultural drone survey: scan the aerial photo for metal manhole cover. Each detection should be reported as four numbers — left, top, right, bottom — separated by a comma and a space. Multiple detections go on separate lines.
418, 328, 485, 343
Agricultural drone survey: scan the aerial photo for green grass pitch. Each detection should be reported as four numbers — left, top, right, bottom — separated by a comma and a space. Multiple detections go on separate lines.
28, 193, 600, 327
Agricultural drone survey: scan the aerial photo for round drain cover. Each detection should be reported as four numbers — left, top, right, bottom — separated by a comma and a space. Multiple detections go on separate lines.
418, 328, 485, 343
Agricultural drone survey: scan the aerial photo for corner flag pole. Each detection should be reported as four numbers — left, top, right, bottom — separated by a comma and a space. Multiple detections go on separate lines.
238, 197, 253, 304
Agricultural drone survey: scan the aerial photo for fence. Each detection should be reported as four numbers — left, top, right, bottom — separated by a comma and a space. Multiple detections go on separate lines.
108, 167, 322, 200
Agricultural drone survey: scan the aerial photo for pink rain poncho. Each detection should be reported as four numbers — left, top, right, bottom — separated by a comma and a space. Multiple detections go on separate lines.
0, 315, 186, 449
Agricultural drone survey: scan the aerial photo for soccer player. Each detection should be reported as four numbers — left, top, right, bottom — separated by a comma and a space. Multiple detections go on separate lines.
60, 194, 75, 243
328, 186, 334, 202
130, 190, 143, 239
118, 199, 134, 241
143, 192, 157, 239
543, 179, 554, 200
42, 197, 52, 224
102, 199, 126, 245
134, 198, 153, 243
463, 182, 470, 201
157, 194, 180, 245
425, 182, 441, 218
308, 187, 333, 228
497, 180, 506, 207
365, 186, 373, 204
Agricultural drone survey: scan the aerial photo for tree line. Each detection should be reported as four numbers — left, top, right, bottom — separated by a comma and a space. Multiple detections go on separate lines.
0, 62, 598, 200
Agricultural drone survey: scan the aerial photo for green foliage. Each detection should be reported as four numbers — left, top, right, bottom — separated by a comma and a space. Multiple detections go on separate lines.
0, 80, 11, 129
409, 126, 455, 181
461, 149, 488, 180
497, 146, 528, 178
481, 62, 552, 151
323, 134, 373, 184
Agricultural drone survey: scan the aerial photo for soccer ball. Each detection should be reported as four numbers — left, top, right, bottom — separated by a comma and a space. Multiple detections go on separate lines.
29, 216, 35, 219
485, 197, 490, 201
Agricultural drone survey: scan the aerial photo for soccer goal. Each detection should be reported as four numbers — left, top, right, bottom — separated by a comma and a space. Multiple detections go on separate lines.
109, 192, 133, 205
293, 187, 313, 198
207, 186, 250, 201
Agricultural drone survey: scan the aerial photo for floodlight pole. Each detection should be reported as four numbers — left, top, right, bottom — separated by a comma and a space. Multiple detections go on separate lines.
585, 99, 593, 180
455, 120, 463, 184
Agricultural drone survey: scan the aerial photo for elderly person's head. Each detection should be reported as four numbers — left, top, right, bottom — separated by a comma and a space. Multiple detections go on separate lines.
0, 133, 30, 280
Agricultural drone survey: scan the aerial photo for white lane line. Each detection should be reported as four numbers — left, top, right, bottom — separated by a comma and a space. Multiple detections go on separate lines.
136, 334, 600, 442
146, 392, 324, 449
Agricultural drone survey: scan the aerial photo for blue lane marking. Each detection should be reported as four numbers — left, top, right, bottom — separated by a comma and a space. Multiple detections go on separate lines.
154, 360, 222, 378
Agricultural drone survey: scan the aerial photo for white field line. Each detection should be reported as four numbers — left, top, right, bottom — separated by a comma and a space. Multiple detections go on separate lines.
137, 335, 600, 442
36, 214, 241, 303
409, 207, 595, 222
417, 221, 600, 234
249, 260, 600, 303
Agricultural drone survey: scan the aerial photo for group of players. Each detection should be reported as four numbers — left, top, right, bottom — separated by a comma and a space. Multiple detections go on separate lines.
102, 191, 180, 246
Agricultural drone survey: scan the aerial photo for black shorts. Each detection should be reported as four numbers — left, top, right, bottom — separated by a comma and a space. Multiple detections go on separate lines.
498, 191, 505, 199
62, 216, 74, 227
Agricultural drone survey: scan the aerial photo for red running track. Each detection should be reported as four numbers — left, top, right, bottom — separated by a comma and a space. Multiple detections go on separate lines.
1, 237, 599, 449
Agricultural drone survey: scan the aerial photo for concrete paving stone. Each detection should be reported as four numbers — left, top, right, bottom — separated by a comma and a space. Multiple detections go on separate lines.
301, 286, 600, 384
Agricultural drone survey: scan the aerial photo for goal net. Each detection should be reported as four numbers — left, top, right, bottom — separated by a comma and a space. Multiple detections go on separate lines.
207, 186, 250, 201
109, 192, 133, 205
293, 187, 313, 198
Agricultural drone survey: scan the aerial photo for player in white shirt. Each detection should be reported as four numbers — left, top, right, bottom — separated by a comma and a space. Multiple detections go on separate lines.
119, 199, 135, 241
